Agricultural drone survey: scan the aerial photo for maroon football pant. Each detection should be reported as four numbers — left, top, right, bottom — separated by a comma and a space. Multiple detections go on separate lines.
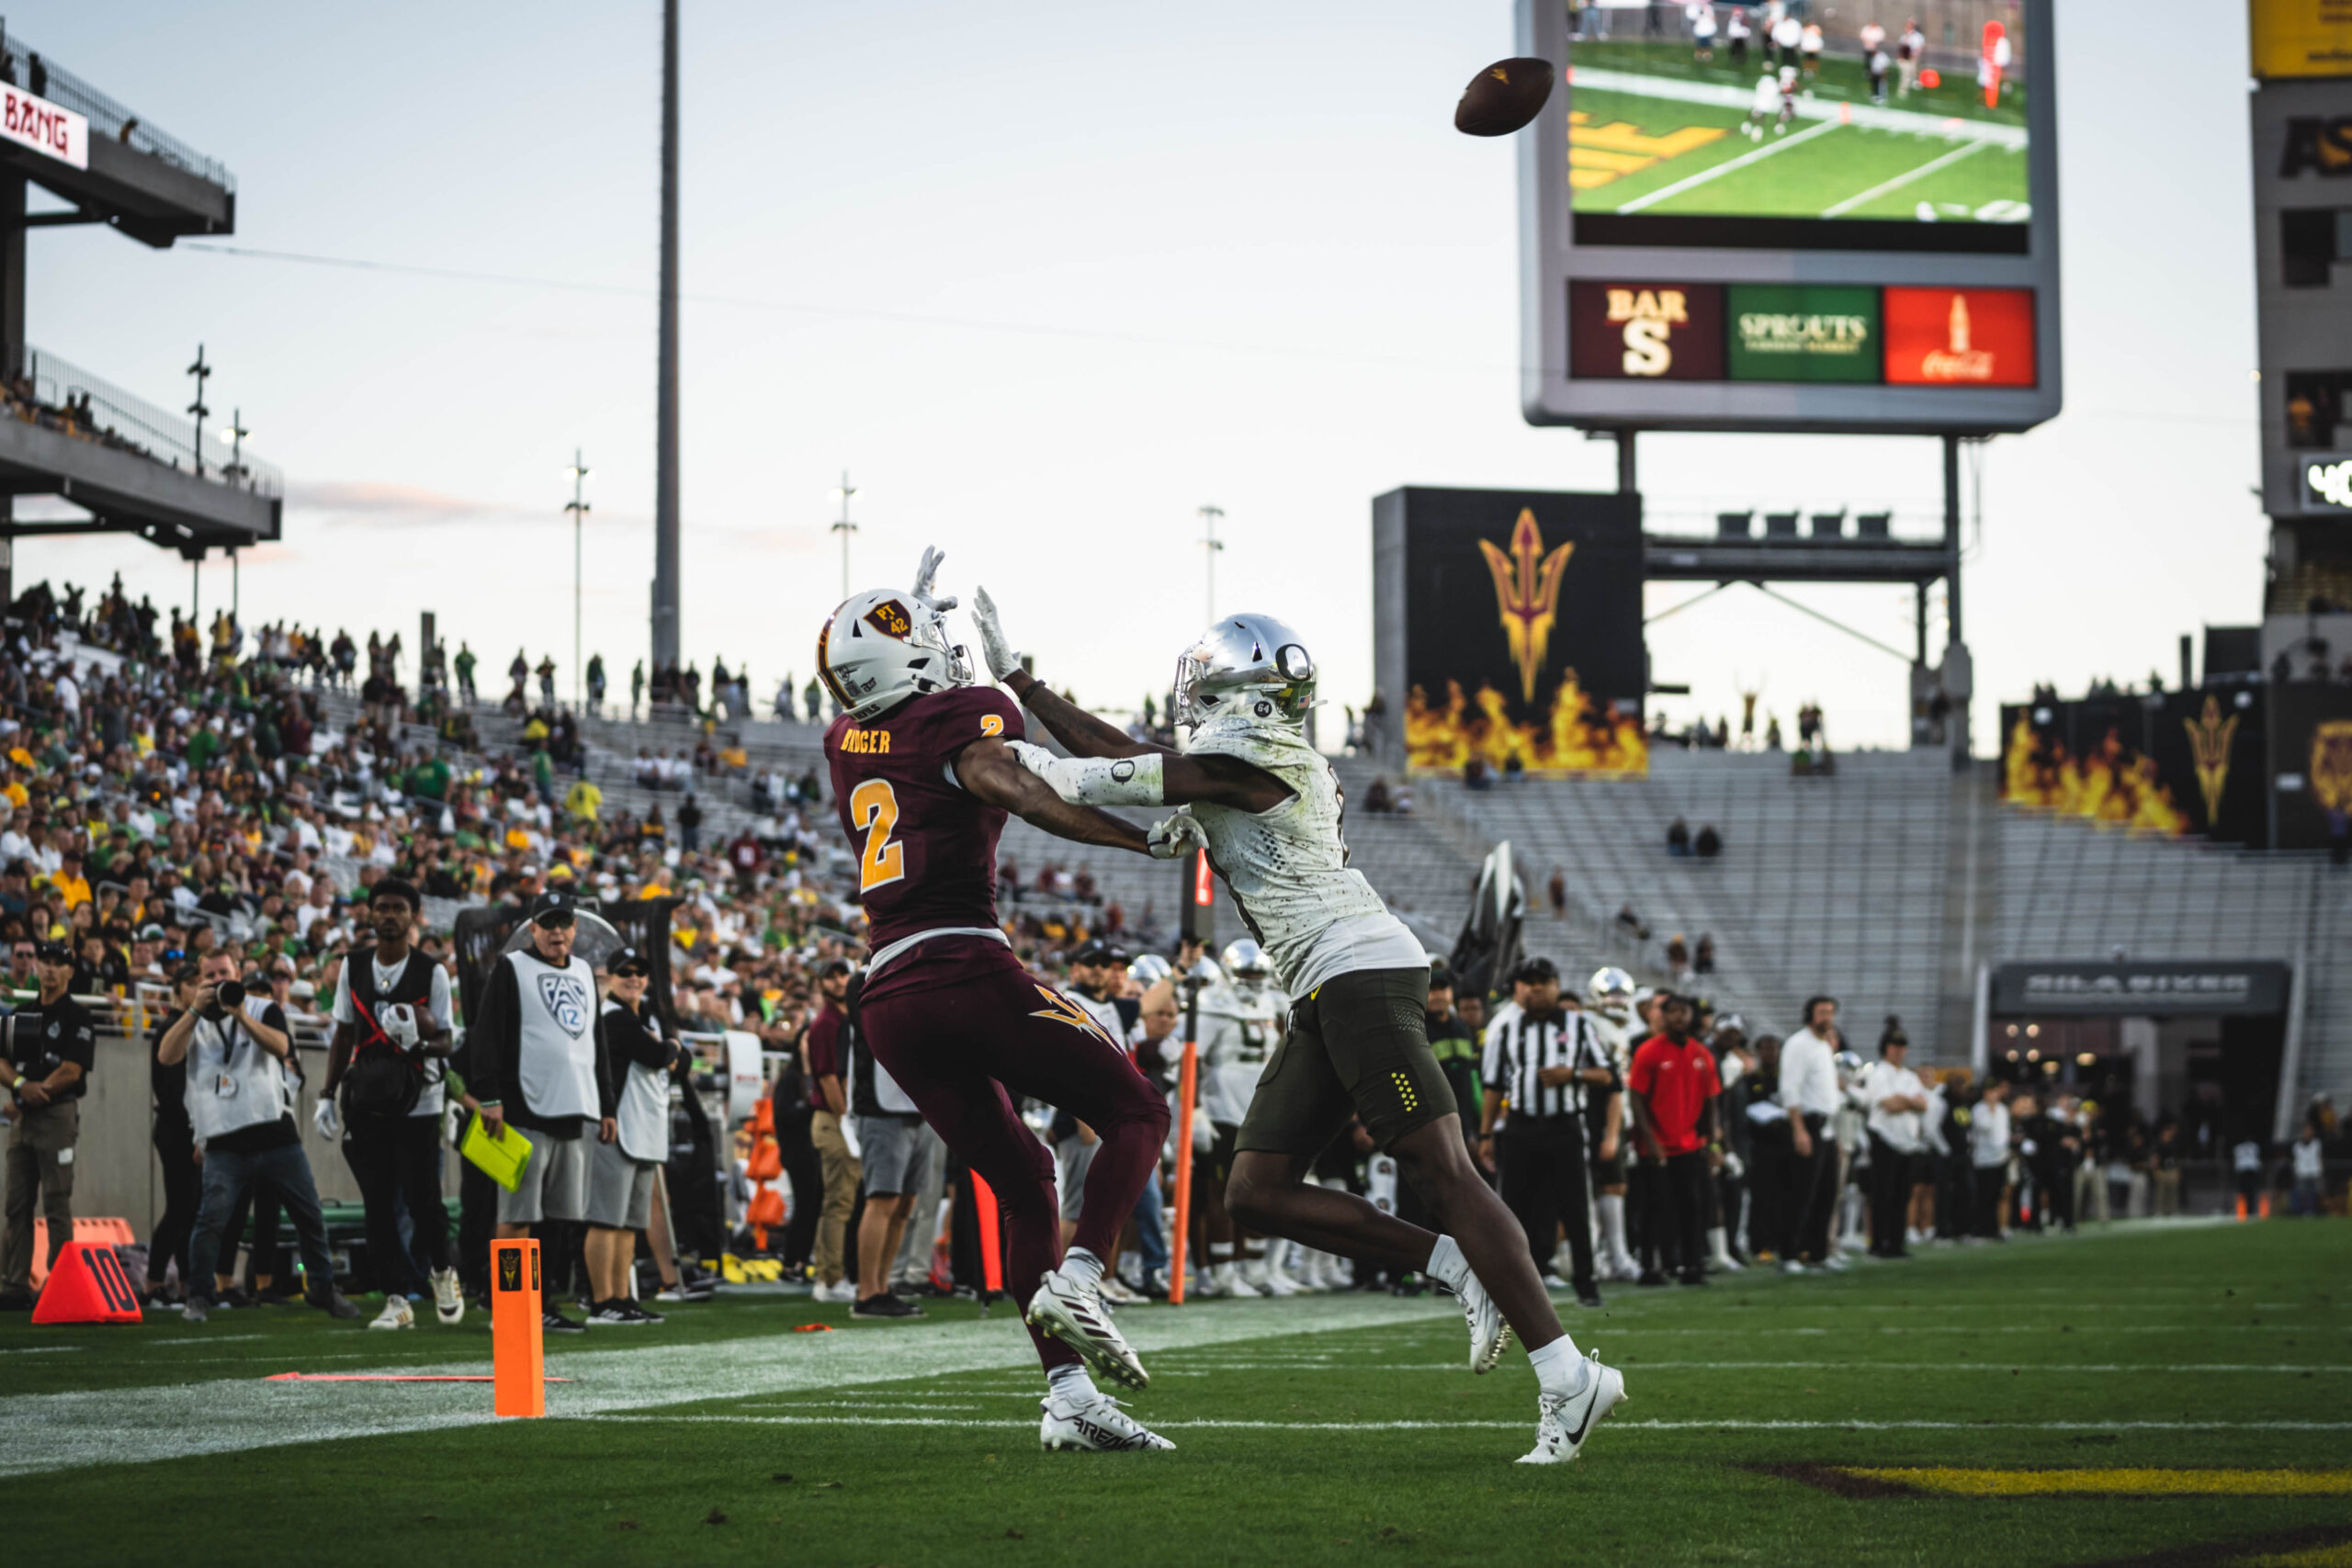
860, 942, 1170, 1371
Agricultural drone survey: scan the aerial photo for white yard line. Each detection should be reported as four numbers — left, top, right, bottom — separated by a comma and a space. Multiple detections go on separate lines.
594, 1414, 2352, 1435
1615, 118, 1844, 214
1820, 139, 1990, 216
1569, 66, 2029, 148
1121, 1360, 2352, 1374
0, 1293, 1453, 1480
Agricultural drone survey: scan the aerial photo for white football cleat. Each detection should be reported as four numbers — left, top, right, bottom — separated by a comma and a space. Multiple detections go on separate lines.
1518, 1351, 1627, 1465
368, 1295, 414, 1331
1454, 1268, 1510, 1374
1097, 1273, 1144, 1305
1252, 1261, 1305, 1297
1039, 1390, 1175, 1452
430, 1268, 465, 1325
1217, 1263, 1263, 1299
1025, 1268, 1149, 1390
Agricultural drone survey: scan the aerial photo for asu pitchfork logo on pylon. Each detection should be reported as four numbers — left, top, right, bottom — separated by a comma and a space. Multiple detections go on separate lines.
1478, 508, 1575, 704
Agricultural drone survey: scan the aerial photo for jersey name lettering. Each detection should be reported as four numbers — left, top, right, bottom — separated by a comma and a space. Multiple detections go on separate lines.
840, 728, 892, 754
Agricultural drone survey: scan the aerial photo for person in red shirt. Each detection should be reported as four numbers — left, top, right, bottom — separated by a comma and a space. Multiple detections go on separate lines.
1626, 996, 1722, 1287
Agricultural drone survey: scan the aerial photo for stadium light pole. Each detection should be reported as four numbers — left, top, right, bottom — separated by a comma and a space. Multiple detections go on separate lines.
185, 344, 210, 479
1198, 504, 1224, 625
831, 470, 857, 600
650, 0, 683, 678
566, 450, 591, 707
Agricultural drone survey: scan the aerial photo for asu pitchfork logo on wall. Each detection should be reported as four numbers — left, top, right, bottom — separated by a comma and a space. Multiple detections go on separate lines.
1478, 509, 1575, 705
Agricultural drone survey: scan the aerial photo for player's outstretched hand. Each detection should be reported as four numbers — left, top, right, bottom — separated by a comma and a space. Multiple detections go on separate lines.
911, 546, 959, 617
1146, 807, 1205, 861
970, 586, 1023, 682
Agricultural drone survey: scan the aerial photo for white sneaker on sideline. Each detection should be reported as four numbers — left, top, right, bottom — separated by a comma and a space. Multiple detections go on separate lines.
1098, 1274, 1144, 1306
368, 1295, 414, 1331
1025, 1267, 1149, 1390
430, 1268, 465, 1325
812, 1279, 857, 1304
1255, 1266, 1305, 1298
1217, 1264, 1264, 1299
1453, 1268, 1510, 1375
1039, 1390, 1175, 1452
1518, 1351, 1627, 1465
1780, 1258, 1808, 1276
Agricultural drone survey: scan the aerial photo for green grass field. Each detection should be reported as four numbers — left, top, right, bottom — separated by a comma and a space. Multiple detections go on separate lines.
1569, 40, 2030, 223
6, 1222, 2348, 1566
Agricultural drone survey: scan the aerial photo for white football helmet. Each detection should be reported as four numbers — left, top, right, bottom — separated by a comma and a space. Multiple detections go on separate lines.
1173, 614, 1316, 738
1127, 953, 1174, 987
816, 553, 973, 722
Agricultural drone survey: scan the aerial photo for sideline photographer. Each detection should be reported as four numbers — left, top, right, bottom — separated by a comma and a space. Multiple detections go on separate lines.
319, 877, 460, 1330
159, 952, 359, 1323
0, 942, 96, 1306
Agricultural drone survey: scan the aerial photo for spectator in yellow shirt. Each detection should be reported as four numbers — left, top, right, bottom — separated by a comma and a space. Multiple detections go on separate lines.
46, 850, 92, 910
563, 777, 603, 826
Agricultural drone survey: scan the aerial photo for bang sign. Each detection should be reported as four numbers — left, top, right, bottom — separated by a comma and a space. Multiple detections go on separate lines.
864, 599, 914, 639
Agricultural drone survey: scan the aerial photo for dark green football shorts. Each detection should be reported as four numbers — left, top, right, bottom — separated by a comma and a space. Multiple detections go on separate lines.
1236, 966, 1458, 1156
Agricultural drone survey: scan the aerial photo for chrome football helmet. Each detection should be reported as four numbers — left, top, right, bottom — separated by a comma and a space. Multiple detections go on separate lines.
1219, 938, 1273, 999
1587, 965, 1636, 1010
1127, 953, 1174, 987
1172, 614, 1317, 735
816, 549, 974, 723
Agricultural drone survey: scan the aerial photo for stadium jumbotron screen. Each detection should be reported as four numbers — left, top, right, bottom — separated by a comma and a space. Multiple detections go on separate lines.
1567, 6, 2031, 254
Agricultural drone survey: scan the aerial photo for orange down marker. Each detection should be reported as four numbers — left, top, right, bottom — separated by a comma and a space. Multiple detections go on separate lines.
492, 1238, 545, 1417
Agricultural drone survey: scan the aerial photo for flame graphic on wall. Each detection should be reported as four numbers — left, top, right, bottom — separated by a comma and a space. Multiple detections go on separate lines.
2001, 715, 2190, 835
1406, 677, 1648, 777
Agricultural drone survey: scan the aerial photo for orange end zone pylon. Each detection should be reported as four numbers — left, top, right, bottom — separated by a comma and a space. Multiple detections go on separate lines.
491, 1238, 545, 1417
971, 1171, 1005, 1295
1169, 1038, 1198, 1305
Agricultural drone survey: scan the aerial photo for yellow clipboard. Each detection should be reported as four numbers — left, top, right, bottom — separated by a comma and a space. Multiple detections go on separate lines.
459, 1115, 533, 1193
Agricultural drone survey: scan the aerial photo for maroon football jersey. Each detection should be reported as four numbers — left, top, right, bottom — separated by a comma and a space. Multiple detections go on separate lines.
826, 685, 1024, 953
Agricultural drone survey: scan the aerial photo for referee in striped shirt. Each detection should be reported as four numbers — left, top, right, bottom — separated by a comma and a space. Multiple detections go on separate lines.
1477, 957, 1614, 1307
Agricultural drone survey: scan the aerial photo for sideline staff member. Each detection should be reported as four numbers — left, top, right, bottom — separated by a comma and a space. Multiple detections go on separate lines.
0, 942, 96, 1304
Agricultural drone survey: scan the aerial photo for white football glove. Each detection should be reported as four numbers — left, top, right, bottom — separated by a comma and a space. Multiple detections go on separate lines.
379, 1002, 421, 1051
313, 1098, 342, 1142
969, 585, 1023, 682
1191, 1110, 1215, 1154
910, 545, 959, 618
1147, 807, 1206, 861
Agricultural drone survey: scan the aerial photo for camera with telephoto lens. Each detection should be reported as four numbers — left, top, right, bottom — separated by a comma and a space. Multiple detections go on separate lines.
213, 978, 246, 1010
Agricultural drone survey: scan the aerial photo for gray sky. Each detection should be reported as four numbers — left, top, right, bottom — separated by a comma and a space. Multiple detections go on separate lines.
17, 2, 2262, 750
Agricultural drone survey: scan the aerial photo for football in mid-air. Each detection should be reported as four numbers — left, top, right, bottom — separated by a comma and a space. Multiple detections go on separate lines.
1454, 56, 1555, 137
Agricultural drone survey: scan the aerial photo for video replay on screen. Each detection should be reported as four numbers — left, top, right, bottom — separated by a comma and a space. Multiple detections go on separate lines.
1566, 1, 2030, 251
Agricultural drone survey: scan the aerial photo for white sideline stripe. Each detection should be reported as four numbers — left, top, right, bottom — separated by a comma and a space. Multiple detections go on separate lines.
0, 1345, 81, 1355
593, 1414, 2352, 1435
1615, 118, 1843, 213
1118, 1360, 2352, 1374
0, 1293, 1453, 1479
1569, 65, 2030, 147
1819, 139, 1993, 216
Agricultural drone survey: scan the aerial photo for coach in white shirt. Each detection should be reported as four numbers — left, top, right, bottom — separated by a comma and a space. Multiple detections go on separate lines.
1776, 997, 1842, 1270
1857, 1029, 1928, 1258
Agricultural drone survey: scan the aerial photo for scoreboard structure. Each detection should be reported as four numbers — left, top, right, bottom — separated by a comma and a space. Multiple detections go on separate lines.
1517, 0, 2063, 435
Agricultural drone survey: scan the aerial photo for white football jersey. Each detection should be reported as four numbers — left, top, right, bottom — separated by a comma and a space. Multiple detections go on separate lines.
1198, 981, 1288, 1127
1185, 723, 1425, 997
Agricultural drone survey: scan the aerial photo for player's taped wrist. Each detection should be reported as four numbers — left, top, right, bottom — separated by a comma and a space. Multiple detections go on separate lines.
1012, 743, 1166, 807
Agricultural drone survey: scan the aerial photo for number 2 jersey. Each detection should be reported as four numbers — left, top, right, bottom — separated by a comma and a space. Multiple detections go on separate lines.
824, 685, 1024, 998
